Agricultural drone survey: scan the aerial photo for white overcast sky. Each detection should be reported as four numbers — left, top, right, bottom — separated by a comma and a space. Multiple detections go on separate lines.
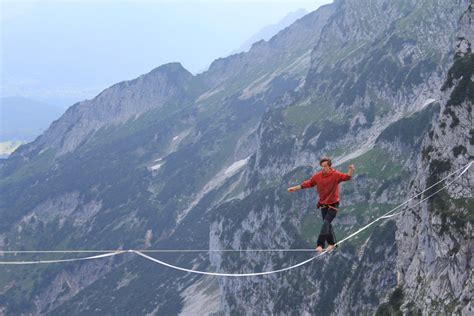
1, 0, 332, 107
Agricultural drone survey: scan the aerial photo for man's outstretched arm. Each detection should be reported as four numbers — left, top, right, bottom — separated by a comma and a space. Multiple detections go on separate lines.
287, 184, 302, 192
288, 175, 316, 192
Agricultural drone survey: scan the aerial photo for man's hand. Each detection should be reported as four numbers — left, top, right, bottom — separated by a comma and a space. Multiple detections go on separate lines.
287, 185, 301, 192
348, 164, 355, 176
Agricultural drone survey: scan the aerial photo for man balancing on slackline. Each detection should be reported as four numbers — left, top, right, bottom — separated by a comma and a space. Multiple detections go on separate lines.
287, 157, 354, 253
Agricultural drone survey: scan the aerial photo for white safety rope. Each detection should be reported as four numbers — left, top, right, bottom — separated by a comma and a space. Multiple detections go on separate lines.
0, 249, 316, 254
334, 161, 471, 247
0, 161, 471, 277
133, 250, 326, 277
0, 251, 124, 265
132, 161, 473, 276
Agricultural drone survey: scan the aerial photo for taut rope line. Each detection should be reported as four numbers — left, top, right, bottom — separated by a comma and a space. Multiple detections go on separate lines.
0, 161, 471, 276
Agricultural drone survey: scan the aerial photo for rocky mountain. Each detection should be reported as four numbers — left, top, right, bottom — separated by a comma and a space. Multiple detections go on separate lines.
230, 8, 308, 54
211, 0, 472, 314
393, 3, 474, 314
0, 0, 472, 315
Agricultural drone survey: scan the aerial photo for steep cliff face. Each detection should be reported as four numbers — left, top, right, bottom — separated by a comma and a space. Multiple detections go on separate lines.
210, 0, 471, 314
394, 3, 474, 314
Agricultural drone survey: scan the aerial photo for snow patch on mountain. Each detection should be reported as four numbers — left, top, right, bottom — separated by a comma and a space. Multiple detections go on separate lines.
224, 157, 250, 175
177, 156, 250, 224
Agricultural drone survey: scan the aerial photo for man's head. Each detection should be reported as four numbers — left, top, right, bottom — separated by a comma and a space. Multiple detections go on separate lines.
319, 156, 332, 172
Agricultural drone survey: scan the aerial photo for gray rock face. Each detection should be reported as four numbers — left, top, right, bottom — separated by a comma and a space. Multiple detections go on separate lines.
33, 256, 118, 313
12, 63, 197, 157
200, 3, 334, 90
209, 0, 472, 315
395, 3, 474, 315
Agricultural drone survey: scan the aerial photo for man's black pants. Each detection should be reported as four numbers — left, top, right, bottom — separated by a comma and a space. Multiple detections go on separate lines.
316, 202, 338, 248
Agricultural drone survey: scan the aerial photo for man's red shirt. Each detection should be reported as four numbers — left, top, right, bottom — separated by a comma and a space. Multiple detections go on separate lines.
300, 168, 351, 206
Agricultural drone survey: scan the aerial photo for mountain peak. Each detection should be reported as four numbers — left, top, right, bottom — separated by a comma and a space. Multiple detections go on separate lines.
11, 61, 198, 157
230, 8, 309, 55
148, 62, 192, 77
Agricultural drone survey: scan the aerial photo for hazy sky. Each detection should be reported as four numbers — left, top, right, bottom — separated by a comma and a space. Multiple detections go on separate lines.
1, 0, 332, 107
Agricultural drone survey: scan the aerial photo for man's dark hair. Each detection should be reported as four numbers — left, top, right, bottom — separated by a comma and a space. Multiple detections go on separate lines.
319, 156, 332, 166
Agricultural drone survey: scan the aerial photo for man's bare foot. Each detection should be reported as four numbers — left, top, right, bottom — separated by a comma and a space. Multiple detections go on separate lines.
327, 244, 335, 251
315, 246, 324, 253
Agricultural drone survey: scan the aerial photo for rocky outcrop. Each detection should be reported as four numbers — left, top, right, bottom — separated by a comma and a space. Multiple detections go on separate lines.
394, 2, 474, 314
12, 63, 198, 157
209, 0, 471, 315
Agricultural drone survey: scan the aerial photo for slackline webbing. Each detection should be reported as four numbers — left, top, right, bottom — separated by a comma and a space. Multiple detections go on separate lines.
0, 161, 471, 277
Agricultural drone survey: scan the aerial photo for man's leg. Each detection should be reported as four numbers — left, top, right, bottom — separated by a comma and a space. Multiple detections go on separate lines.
332, 226, 337, 244
327, 203, 339, 247
326, 225, 337, 251
315, 208, 327, 252
318, 208, 337, 251
316, 207, 331, 251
